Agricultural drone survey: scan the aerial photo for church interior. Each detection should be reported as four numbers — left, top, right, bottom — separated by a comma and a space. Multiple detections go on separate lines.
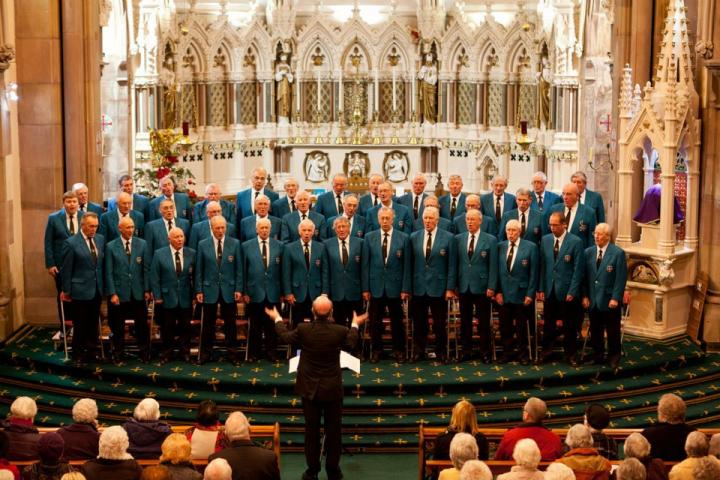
2, 0, 720, 478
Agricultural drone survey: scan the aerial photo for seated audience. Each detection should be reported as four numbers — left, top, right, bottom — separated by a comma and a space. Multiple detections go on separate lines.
208, 412, 280, 480
615, 458, 646, 480
3, 396, 40, 460
668, 431, 715, 480
544, 463, 577, 480
497, 438, 544, 480
21, 432, 73, 480
439, 433, 479, 480
122, 398, 172, 460
693, 456, 720, 480
619, 433, 667, 480
0, 431, 20, 480
708, 433, 720, 458
0, 472, 15, 480
641, 394, 695, 461
57, 398, 101, 460
184, 400, 227, 459
458, 460, 492, 480
140, 466, 171, 480
434, 400, 489, 461
495, 398, 563, 461
554, 424, 611, 480
159, 434, 202, 480
81, 426, 143, 480
60, 473, 85, 480
584, 404, 617, 460
202, 459, 231, 480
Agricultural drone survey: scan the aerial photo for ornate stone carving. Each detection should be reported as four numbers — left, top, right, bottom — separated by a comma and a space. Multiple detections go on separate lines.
654, 258, 675, 286
0, 44, 15, 73
99, 0, 113, 27
695, 41, 714, 60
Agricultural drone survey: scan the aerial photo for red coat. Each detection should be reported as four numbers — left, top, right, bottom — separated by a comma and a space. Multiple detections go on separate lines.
494, 423, 563, 461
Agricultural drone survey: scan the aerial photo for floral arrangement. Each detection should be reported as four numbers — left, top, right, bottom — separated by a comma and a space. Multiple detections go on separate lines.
134, 128, 197, 200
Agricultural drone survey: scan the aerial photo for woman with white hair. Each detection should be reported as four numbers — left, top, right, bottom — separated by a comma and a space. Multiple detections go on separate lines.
202, 459, 231, 480
615, 458, 646, 480
668, 431, 716, 480
554, 424, 611, 480
458, 460, 492, 480
122, 398, 172, 459
640, 394, 696, 461
620, 433, 667, 480
4, 396, 40, 460
497, 438, 544, 480
708, 433, 720, 458
57, 398, 101, 459
692, 456, 720, 480
438, 433, 479, 480
81, 426, 143, 480
545, 463, 576, 480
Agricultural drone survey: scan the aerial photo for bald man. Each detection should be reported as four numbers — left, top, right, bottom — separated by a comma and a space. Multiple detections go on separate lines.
148, 176, 193, 221
313, 174, 349, 219
545, 183, 597, 248
193, 183, 236, 223
188, 201, 237, 251
235, 167, 279, 226
100, 192, 145, 241
397, 173, 429, 221
358, 173, 385, 217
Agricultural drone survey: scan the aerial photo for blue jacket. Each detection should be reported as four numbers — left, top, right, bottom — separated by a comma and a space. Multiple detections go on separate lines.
144, 217, 191, 262
498, 209, 544, 244
364, 202, 413, 235
530, 190, 562, 213
282, 239, 328, 302
148, 192, 193, 222
453, 213, 498, 237
104, 236, 149, 301
235, 188, 279, 225
413, 216, 454, 234
584, 243, 627, 311
538, 233, 584, 301
496, 239, 539, 304
546, 203, 597, 248
480, 192, 517, 221
358, 193, 383, 218
61, 233, 105, 300
325, 215, 366, 239
44, 209, 83, 269
362, 229, 412, 298
396, 192, 428, 221
313, 191, 347, 219
410, 228, 457, 297
194, 236, 243, 304
99, 209, 145, 241
323, 237, 367, 301
188, 220, 236, 251
149, 246, 195, 309
438, 193, 467, 220
239, 215, 281, 242
271, 196, 295, 219
192, 199, 236, 224
280, 211, 326, 243
81, 202, 104, 216
107, 193, 149, 220
455, 231, 498, 295
584, 189, 606, 224
242, 237, 284, 304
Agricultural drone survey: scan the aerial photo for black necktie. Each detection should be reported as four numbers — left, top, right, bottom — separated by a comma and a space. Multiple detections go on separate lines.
337, 195, 344, 215
216, 239, 223, 266
291, 199, 296, 211
495, 196, 501, 223
255, 191, 260, 199
538, 194, 544, 210
125, 240, 131, 257
261, 240, 268, 269
382, 233, 389, 263
596, 249, 603, 268
506, 242, 515, 271
88, 238, 97, 265
468, 234, 475, 258
341, 239, 348, 265
553, 239, 559, 261
425, 232, 432, 262
168, 219, 173, 231
520, 212, 526, 236
69, 215, 75, 235
373, 195, 378, 207
301, 213, 306, 221
80, 205, 86, 213
413, 196, 419, 219
565, 207, 572, 226
304, 243, 310, 268
450, 197, 457, 218
175, 251, 182, 276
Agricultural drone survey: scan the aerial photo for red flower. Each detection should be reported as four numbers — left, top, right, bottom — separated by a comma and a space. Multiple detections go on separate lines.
166, 155, 179, 164
157, 167, 171, 179
188, 190, 198, 199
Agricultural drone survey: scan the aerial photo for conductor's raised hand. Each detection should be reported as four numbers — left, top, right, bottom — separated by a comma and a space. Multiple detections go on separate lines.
352, 310, 368, 326
265, 305, 281, 319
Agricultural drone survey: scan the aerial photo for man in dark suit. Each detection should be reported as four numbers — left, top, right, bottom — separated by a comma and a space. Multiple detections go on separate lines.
364, 182, 413, 234
242, 218, 284, 362
193, 183, 235, 223
412, 195, 454, 232
208, 411, 280, 480
582, 223, 627, 369
410, 206, 457, 362
362, 207, 412, 363
195, 216, 243, 365
271, 177, 299, 219
100, 192, 145, 241
235, 167, 279, 226
280, 191, 326, 243
104, 217, 151, 363
397, 173, 428, 221
531, 171, 562, 213
148, 176, 193, 221
438, 174, 467, 220
357, 173, 384, 218
536, 212, 585, 366
72, 182, 104, 216
480, 175, 516, 226
498, 189, 543, 245
188, 201, 237, 250
144, 199, 191, 263
149, 227, 195, 363
452, 194, 498, 236
495, 219, 539, 365
546, 183, 597, 248
313, 173, 348, 219
572, 171, 606, 223
60, 212, 104, 365
325, 194, 366, 239
454, 210, 498, 362
267, 296, 366, 480
107, 174, 149, 220
239, 194, 281, 242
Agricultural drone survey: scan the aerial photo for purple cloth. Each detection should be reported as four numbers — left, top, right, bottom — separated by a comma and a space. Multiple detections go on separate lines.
633, 184, 685, 224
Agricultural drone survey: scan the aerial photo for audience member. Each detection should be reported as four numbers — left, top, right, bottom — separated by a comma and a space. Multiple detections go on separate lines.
122, 399, 172, 460
668, 431, 712, 480
57, 398, 101, 460
202, 459, 231, 480
0, 431, 20, 480
21, 432, 73, 480
434, 401, 489, 461
497, 438, 544, 480
544, 463, 577, 480
159, 434, 202, 480
495, 398, 563, 461
620, 433, 667, 480
81, 426, 143, 480
184, 401, 228, 459
60, 473, 85, 480
584, 404, 617, 460
641, 394, 695, 461
692, 456, 720, 480
707, 432, 720, 458
459, 460, 492, 480
438, 433, 479, 480
4, 396, 40, 461
1, 469, 16, 480
140, 466, 171, 480
615, 458, 646, 480
555, 424, 610, 480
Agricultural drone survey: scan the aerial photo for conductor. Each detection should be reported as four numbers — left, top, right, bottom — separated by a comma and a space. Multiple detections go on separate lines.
265, 296, 367, 480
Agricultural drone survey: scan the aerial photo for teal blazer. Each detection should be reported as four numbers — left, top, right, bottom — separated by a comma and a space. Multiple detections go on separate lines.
144, 217, 191, 262
480, 192, 516, 220
281, 239, 328, 302
192, 199, 235, 224
438, 193, 467, 220
410, 228, 457, 297
584, 189, 606, 224
538, 232, 584, 301
453, 213, 498, 237
530, 190, 562, 213
313, 191, 347, 219
44, 209, 83, 269
362, 230, 411, 298
239, 215, 281, 242
397, 192, 428, 220
358, 193, 381, 218
61, 233, 105, 300
496, 239, 539, 304
325, 215, 366, 239
364, 202, 413, 235
107, 193, 149, 220
194, 236, 243, 304
188, 220, 236, 251
280, 211, 326, 243
584, 243, 627, 311
271, 196, 294, 219
241, 238, 284, 304
499, 208, 544, 245
148, 192, 193, 221
104, 236, 149, 301
546, 203, 597, 248
99, 209, 145, 241
455, 231, 498, 295
235, 188, 279, 225
322, 237, 367, 302
82, 202, 104, 216
149, 246, 195, 309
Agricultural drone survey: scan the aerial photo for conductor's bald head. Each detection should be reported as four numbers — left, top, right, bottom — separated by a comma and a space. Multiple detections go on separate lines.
312, 296, 333, 322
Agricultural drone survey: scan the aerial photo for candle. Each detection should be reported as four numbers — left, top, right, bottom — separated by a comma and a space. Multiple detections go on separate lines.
374, 68, 379, 112
392, 67, 397, 111
338, 69, 343, 112
182, 121, 189, 136
296, 68, 301, 112
520, 120, 528, 136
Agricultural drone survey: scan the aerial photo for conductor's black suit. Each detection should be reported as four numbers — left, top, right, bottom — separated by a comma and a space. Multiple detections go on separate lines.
275, 317, 359, 480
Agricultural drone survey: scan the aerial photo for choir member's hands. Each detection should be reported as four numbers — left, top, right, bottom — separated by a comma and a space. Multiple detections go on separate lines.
110, 294, 120, 306
495, 293, 504, 306
582, 297, 590, 309
609, 299, 619, 309
486, 289, 495, 299
144, 292, 152, 302
60, 292, 72, 302
565, 295, 574, 302
243, 295, 250, 304
285, 294, 296, 305
524, 296, 533, 306
400, 292, 410, 301
536, 292, 545, 302
196, 293, 204, 303
362, 292, 370, 302
234, 292, 242, 302
623, 291, 631, 305
48, 266, 59, 277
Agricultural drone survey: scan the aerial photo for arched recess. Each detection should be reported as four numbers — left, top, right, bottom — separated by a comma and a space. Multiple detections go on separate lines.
178, 39, 205, 128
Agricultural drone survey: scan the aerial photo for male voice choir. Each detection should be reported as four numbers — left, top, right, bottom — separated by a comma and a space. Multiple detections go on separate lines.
45, 168, 627, 368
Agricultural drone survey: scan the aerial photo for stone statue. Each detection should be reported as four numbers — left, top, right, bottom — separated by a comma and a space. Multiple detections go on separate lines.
537, 56, 551, 129
418, 53, 438, 124
275, 53, 293, 124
